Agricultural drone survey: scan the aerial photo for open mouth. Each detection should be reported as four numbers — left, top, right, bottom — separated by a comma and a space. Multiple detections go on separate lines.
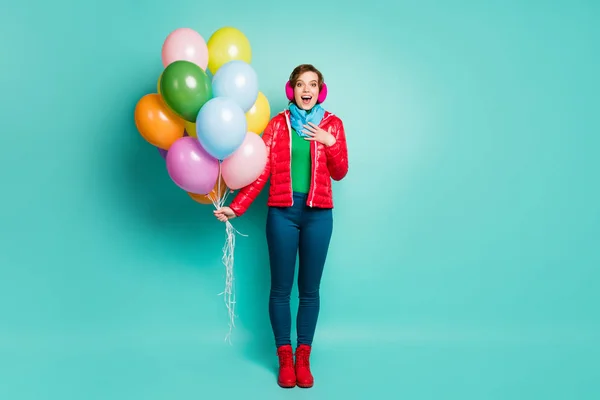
301, 95, 312, 105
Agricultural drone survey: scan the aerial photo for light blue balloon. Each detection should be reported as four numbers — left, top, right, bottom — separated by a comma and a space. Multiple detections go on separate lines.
195, 97, 247, 160
211, 60, 259, 113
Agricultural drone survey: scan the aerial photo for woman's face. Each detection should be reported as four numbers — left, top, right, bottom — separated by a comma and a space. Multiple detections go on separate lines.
293, 71, 320, 110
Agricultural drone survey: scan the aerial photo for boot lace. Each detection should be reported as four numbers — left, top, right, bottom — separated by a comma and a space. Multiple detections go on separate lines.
278, 349, 293, 367
296, 348, 310, 367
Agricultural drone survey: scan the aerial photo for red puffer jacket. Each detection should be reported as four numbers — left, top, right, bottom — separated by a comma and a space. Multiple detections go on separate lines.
229, 109, 348, 217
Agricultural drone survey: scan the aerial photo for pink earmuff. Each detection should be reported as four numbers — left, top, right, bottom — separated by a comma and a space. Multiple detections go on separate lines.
285, 81, 328, 103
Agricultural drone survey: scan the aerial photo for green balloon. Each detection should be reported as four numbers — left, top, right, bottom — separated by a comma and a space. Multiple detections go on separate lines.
160, 61, 213, 122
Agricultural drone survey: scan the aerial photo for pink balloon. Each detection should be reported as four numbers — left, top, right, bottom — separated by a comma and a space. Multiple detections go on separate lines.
166, 137, 219, 194
221, 132, 268, 190
162, 28, 209, 70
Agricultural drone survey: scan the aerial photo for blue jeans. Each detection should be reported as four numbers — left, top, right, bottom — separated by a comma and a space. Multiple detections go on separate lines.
266, 192, 333, 347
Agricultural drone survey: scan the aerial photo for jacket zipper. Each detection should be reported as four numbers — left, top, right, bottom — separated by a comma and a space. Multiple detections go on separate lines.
309, 140, 317, 207
285, 111, 294, 206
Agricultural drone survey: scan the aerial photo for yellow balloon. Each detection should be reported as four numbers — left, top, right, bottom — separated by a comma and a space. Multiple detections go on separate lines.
157, 72, 162, 94
207, 27, 252, 75
184, 121, 197, 137
245, 92, 270, 134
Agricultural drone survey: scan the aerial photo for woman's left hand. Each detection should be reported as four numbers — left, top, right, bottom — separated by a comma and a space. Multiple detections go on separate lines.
303, 123, 336, 147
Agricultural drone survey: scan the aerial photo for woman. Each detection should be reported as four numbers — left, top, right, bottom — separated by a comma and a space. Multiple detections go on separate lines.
214, 64, 349, 388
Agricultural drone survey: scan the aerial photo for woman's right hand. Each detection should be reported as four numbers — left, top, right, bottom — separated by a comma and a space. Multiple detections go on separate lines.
213, 206, 236, 222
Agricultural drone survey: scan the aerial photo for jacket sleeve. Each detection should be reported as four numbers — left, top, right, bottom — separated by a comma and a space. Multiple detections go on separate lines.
228, 118, 275, 217
324, 117, 349, 181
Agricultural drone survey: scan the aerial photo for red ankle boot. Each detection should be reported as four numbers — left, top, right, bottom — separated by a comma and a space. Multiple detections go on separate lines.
295, 344, 314, 388
276, 345, 296, 388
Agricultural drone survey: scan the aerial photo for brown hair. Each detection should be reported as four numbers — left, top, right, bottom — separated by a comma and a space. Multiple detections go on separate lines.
289, 64, 324, 90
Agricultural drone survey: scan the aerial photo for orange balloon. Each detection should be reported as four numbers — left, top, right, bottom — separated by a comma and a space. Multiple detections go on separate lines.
188, 177, 228, 205
134, 93, 185, 150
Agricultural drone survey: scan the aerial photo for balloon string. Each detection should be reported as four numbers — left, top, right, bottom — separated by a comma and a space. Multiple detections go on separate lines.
211, 164, 247, 344
218, 162, 223, 208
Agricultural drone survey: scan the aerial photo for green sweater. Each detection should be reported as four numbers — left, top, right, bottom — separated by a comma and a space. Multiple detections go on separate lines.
291, 129, 312, 193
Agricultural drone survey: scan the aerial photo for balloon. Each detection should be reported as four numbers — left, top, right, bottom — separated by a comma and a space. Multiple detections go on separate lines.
160, 60, 213, 122
212, 60, 259, 112
207, 27, 252, 75
245, 92, 270, 134
162, 28, 209, 70
188, 176, 228, 205
184, 121, 197, 138
134, 93, 185, 150
166, 137, 219, 194
158, 130, 189, 158
195, 97, 247, 160
157, 72, 163, 94
221, 132, 268, 189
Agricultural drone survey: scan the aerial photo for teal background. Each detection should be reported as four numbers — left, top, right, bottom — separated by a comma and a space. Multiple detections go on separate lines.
1, 0, 599, 399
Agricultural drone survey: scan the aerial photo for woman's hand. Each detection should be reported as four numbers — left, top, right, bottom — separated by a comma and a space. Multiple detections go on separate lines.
303, 123, 336, 147
213, 206, 236, 222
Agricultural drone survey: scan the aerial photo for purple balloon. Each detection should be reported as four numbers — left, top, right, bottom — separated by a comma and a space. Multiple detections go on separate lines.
166, 137, 219, 194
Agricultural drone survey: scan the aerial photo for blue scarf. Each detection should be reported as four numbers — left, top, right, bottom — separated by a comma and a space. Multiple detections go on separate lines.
289, 103, 325, 137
